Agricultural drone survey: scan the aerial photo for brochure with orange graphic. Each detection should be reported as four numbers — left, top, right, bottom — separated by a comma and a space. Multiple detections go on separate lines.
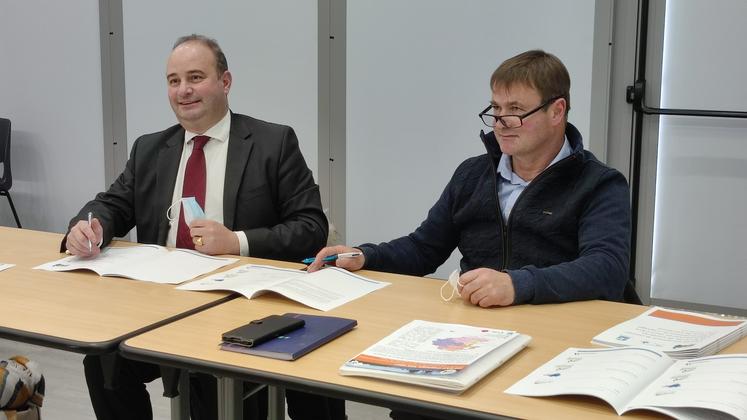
339, 320, 531, 393
592, 306, 746, 359
507, 347, 747, 419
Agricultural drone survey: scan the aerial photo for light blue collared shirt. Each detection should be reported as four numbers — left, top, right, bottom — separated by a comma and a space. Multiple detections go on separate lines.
497, 137, 573, 222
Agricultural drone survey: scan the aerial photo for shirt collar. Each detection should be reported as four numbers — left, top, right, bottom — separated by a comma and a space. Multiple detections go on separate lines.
184, 110, 231, 144
497, 135, 572, 185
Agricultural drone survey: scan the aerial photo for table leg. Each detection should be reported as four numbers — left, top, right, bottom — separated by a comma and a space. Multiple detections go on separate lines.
217, 377, 243, 420
268, 385, 285, 420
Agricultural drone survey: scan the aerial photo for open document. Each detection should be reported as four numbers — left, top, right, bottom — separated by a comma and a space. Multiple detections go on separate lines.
506, 347, 747, 420
340, 320, 531, 393
177, 264, 389, 311
592, 306, 747, 359
34, 245, 237, 284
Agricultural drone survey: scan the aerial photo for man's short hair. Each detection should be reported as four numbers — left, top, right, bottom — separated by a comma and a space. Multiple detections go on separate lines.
490, 50, 570, 115
173, 34, 229, 75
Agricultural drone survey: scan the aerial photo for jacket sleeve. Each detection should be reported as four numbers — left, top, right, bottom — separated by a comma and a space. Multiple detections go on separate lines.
357, 167, 463, 277
61, 139, 141, 252
243, 127, 328, 261
508, 168, 631, 304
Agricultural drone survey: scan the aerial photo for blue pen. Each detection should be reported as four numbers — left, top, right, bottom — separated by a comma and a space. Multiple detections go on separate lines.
302, 252, 362, 265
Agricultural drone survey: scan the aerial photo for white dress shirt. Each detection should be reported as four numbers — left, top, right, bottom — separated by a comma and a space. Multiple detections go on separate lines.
166, 111, 250, 255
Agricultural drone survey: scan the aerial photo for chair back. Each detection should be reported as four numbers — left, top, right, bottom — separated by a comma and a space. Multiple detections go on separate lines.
0, 118, 11, 191
623, 279, 643, 305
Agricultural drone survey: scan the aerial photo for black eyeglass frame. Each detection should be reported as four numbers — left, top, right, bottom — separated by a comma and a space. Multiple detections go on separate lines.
478, 95, 564, 128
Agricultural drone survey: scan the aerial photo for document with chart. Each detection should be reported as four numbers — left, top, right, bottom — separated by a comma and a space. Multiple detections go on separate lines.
340, 320, 531, 392
34, 245, 237, 284
592, 306, 747, 359
178, 264, 389, 311
506, 347, 747, 419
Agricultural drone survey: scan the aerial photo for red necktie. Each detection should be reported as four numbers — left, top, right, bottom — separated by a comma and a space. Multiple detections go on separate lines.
176, 135, 210, 249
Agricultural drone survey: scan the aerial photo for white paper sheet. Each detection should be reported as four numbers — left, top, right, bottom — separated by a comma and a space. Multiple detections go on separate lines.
178, 264, 389, 311
34, 245, 237, 284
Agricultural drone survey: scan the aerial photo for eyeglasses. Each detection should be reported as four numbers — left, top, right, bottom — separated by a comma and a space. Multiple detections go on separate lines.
479, 96, 563, 128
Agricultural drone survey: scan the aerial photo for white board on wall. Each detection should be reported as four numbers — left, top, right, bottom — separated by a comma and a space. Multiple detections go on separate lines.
121, 1, 318, 176
346, 0, 597, 278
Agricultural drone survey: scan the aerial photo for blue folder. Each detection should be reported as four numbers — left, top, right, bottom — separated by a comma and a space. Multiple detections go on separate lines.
220, 313, 357, 360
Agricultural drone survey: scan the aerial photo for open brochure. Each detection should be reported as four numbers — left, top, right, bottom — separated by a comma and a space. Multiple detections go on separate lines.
339, 320, 531, 393
506, 347, 747, 419
177, 264, 389, 311
34, 244, 237, 284
592, 306, 747, 359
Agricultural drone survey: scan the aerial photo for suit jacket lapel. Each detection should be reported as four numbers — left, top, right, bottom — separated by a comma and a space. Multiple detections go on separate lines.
156, 130, 185, 244
224, 114, 255, 230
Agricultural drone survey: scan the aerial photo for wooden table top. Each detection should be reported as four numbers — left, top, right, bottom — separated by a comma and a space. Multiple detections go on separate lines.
0, 226, 233, 353
122, 261, 746, 419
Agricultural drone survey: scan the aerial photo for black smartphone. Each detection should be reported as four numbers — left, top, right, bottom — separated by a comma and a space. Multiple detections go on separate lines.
222, 315, 305, 347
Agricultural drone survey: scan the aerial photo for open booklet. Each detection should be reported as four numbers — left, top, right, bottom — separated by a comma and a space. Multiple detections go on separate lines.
506, 347, 747, 419
339, 320, 531, 393
177, 264, 389, 311
34, 244, 237, 284
592, 306, 747, 359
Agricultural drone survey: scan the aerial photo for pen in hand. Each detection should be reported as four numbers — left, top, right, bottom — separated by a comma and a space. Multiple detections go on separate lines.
302, 252, 362, 265
87, 211, 93, 252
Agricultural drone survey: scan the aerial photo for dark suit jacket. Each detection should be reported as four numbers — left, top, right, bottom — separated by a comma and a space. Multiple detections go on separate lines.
65, 113, 328, 261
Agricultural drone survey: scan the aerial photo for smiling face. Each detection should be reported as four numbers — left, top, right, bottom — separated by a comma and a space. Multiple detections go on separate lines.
490, 82, 566, 163
166, 40, 232, 133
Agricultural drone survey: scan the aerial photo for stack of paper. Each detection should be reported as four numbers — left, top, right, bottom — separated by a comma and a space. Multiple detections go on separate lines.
592, 306, 747, 359
339, 320, 531, 393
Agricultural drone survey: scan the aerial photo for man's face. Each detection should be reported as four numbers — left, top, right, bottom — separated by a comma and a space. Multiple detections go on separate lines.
166, 41, 231, 133
490, 83, 564, 160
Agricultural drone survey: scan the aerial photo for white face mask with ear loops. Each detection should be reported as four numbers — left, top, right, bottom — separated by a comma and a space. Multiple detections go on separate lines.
166, 197, 205, 226
440, 269, 464, 302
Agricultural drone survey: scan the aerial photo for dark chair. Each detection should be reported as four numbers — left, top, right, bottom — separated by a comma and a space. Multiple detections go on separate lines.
0, 118, 21, 228
623, 279, 642, 305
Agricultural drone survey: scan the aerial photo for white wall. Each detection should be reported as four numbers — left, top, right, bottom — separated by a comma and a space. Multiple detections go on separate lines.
651, 0, 747, 311
0, 0, 105, 232
121, 1, 318, 176
346, 0, 596, 278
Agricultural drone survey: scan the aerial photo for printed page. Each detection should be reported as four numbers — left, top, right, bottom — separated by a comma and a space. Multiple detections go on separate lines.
114, 248, 237, 284
349, 320, 519, 371
505, 347, 673, 415
267, 267, 389, 311
593, 307, 745, 353
34, 245, 237, 284
178, 264, 389, 311
34, 245, 164, 276
627, 354, 747, 420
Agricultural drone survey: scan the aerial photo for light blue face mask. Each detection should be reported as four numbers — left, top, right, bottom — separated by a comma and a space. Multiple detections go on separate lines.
166, 197, 205, 225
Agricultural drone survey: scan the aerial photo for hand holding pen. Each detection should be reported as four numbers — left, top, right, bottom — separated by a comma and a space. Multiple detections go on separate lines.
65, 213, 104, 257
305, 245, 365, 273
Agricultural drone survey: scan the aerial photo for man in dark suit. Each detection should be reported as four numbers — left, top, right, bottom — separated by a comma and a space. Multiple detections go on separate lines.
64, 34, 342, 420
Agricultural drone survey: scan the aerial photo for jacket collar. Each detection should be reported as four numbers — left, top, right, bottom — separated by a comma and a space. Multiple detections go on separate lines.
479, 122, 585, 165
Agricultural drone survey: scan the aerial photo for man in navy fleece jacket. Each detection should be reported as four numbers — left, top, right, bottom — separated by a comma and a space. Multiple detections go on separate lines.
309, 49, 630, 308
